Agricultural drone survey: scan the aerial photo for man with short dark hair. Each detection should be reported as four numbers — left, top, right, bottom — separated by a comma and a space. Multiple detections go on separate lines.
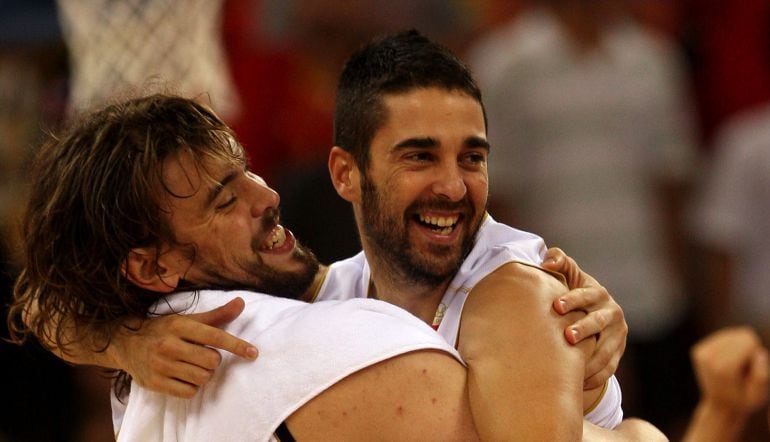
326, 30, 628, 438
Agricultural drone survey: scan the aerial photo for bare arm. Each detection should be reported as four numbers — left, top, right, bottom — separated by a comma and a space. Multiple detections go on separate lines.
287, 350, 479, 441
459, 262, 592, 440
683, 327, 769, 442
28, 297, 258, 398
583, 418, 668, 441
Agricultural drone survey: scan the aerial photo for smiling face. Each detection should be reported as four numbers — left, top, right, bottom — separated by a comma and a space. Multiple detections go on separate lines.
356, 87, 489, 286
159, 148, 319, 298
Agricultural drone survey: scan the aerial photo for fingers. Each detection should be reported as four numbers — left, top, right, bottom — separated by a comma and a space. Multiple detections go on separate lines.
692, 326, 769, 411
583, 338, 624, 389
583, 370, 611, 391
173, 317, 258, 360
148, 354, 216, 387
188, 297, 246, 328
542, 247, 566, 269
692, 326, 761, 377
543, 247, 582, 288
137, 370, 202, 399
562, 307, 614, 343
156, 335, 223, 371
568, 311, 626, 390
182, 299, 258, 360
554, 286, 608, 315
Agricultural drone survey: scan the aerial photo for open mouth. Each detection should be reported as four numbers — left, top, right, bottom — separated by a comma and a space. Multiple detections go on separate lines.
415, 213, 461, 236
259, 225, 288, 251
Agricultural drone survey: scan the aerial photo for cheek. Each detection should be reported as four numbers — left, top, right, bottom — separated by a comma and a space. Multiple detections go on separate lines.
466, 174, 489, 205
389, 173, 434, 202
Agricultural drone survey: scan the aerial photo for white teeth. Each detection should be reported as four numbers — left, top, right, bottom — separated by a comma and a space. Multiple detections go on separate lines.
418, 214, 459, 228
263, 225, 286, 250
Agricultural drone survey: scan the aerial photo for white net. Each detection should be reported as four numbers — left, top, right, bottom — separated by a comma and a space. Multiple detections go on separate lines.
56, 0, 239, 119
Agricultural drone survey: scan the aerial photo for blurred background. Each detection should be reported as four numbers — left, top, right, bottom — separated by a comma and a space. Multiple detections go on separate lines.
1, 0, 769, 440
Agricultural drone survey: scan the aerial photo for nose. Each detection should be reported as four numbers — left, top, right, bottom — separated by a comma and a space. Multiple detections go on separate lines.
432, 163, 467, 201
245, 172, 280, 218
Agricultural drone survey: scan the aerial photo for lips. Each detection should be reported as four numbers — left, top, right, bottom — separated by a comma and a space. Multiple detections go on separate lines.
412, 209, 465, 238
258, 225, 296, 254
416, 213, 460, 236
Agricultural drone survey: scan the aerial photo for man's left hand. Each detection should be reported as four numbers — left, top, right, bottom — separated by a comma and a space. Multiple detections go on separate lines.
543, 247, 628, 390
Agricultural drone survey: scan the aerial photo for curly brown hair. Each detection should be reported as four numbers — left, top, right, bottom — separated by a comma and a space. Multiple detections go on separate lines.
6, 94, 246, 392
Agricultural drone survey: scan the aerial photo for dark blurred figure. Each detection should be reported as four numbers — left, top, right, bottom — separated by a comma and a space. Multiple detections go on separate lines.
467, 0, 701, 437
1, 244, 76, 442
680, 0, 770, 149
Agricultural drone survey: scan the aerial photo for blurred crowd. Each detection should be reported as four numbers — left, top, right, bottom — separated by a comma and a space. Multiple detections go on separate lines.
1, 0, 769, 440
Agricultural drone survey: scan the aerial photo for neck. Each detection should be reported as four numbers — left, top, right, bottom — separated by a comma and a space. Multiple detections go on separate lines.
366, 254, 450, 325
299, 265, 329, 302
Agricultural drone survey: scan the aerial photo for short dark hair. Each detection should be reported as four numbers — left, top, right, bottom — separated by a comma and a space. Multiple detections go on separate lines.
8, 94, 245, 366
333, 29, 486, 170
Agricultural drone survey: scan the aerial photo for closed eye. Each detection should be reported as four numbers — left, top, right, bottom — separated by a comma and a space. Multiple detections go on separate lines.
215, 194, 237, 209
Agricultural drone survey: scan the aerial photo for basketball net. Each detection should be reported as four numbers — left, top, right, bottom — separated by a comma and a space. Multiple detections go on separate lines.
56, 0, 240, 120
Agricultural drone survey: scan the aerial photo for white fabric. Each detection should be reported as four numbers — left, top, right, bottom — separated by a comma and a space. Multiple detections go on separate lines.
468, 8, 697, 339
114, 290, 461, 442
318, 215, 623, 428
584, 376, 624, 429
690, 104, 770, 328
434, 216, 546, 346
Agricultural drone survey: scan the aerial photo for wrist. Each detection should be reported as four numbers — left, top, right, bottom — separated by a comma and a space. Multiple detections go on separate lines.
104, 317, 142, 371
685, 398, 748, 442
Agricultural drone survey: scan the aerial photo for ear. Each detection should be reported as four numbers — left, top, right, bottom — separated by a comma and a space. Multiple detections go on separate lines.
328, 146, 361, 203
122, 247, 181, 293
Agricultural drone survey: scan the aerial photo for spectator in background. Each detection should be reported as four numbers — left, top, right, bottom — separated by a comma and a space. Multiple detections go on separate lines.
689, 102, 770, 442
466, 0, 699, 435
679, 0, 770, 149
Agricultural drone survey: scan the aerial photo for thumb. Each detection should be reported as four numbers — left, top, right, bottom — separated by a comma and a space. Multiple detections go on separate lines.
189, 297, 246, 327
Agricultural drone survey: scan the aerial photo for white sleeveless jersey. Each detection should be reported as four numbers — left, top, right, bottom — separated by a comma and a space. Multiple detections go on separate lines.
317, 215, 623, 428
114, 290, 461, 442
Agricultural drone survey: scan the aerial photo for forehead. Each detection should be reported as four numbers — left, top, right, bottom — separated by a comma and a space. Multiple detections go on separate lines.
160, 148, 237, 210
376, 88, 486, 140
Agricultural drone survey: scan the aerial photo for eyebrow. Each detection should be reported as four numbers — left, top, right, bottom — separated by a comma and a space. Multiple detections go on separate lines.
466, 135, 491, 151
392, 135, 491, 151
204, 170, 239, 209
393, 136, 438, 150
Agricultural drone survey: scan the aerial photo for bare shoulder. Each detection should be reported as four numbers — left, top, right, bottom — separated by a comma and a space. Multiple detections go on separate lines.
456, 262, 588, 439
287, 350, 479, 441
460, 262, 575, 350
477, 261, 567, 301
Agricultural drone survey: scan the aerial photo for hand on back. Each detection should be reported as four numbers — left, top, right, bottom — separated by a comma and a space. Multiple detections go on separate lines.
112, 297, 257, 398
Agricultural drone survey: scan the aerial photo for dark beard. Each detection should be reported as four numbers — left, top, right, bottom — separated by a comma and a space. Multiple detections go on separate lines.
359, 172, 479, 287
180, 241, 321, 300
243, 246, 320, 299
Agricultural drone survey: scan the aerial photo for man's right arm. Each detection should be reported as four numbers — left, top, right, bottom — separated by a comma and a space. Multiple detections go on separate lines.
458, 262, 590, 440
28, 297, 258, 398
